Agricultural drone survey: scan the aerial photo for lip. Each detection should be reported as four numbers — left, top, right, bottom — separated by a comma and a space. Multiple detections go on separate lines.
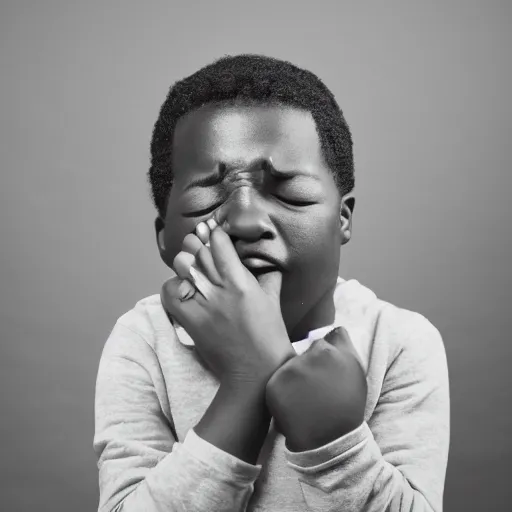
238, 250, 281, 270
241, 256, 278, 270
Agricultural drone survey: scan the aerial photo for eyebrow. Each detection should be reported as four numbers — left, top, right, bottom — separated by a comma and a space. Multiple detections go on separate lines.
183, 161, 319, 191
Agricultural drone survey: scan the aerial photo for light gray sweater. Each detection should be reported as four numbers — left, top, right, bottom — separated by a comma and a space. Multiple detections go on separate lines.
94, 277, 450, 511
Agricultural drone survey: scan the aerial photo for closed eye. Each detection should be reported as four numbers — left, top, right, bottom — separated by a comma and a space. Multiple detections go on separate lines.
274, 195, 316, 207
182, 202, 222, 218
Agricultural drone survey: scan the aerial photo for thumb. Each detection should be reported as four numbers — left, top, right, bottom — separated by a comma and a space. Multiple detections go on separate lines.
324, 326, 352, 351
257, 269, 283, 302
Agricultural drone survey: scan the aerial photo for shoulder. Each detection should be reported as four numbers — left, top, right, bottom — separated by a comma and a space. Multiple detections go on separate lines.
116, 294, 165, 341
101, 293, 172, 361
373, 293, 448, 393
377, 298, 445, 366
335, 278, 446, 373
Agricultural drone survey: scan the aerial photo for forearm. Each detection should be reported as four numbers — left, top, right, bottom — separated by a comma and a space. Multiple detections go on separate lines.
285, 422, 442, 512
95, 332, 263, 512
99, 430, 261, 512
195, 380, 271, 465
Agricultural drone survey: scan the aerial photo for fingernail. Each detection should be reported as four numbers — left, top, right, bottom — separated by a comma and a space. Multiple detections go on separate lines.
206, 218, 218, 231
195, 222, 210, 243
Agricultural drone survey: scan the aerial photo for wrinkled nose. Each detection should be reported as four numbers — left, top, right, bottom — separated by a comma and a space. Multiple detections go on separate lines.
215, 187, 276, 243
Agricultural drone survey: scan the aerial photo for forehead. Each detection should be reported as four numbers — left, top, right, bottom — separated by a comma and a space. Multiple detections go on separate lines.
172, 103, 326, 173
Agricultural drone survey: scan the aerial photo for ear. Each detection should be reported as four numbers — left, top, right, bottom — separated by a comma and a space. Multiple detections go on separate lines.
155, 217, 177, 273
339, 193, 355, 245
155, 216, 166, 256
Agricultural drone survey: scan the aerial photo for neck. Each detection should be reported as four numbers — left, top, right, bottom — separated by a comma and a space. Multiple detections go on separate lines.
287, 282, 337, 343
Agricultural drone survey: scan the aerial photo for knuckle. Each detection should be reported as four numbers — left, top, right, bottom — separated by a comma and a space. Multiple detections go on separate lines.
160, 277, 180, 307
304, 340, 333, 363
337, 326, 350, 341
231, 277, 251, 296
162, 275, 178, 290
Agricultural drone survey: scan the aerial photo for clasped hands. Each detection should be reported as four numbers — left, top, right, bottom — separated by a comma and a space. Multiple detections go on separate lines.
161, 216, 367, 452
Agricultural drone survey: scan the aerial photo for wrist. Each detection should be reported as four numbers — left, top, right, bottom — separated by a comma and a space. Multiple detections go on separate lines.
195, 379, 271, 465
220, 376, 269, 398
223, 343, 296, 389
271, 344, 297, 374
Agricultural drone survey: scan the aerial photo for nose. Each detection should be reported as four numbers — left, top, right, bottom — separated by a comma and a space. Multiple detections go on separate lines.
215, 187, 276, 243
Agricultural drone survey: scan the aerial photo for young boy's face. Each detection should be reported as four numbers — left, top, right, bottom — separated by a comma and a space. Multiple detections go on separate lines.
156, 103, 354, 341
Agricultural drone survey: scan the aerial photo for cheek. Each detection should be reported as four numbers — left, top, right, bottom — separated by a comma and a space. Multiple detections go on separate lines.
162, 213, 196, 265
285, 207, 341, 263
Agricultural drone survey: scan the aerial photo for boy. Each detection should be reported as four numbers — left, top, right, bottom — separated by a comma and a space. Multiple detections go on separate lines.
94, 54, 449, 511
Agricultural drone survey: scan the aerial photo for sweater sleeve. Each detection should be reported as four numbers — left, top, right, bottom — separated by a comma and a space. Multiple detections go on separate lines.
284, 312, 450, 512
93, 322, 261, 512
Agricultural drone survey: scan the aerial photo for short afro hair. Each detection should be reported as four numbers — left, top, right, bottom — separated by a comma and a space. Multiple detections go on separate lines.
148, 54, 354, 217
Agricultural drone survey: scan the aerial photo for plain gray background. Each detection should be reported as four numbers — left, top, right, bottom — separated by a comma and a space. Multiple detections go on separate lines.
1, 1, 511, 510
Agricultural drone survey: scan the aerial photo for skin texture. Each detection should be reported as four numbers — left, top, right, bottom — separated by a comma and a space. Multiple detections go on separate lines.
156, 103, 354, 342
157, 103, 366, 460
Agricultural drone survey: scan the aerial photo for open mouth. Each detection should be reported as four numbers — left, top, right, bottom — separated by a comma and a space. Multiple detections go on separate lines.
247, 267, 279, 279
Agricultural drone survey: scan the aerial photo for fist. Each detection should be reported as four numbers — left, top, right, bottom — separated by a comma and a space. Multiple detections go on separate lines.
266, 327, 367, 451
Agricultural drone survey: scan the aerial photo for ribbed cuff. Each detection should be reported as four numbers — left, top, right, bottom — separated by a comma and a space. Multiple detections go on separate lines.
285, 421, 371, 474
180, 428, 262, 483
